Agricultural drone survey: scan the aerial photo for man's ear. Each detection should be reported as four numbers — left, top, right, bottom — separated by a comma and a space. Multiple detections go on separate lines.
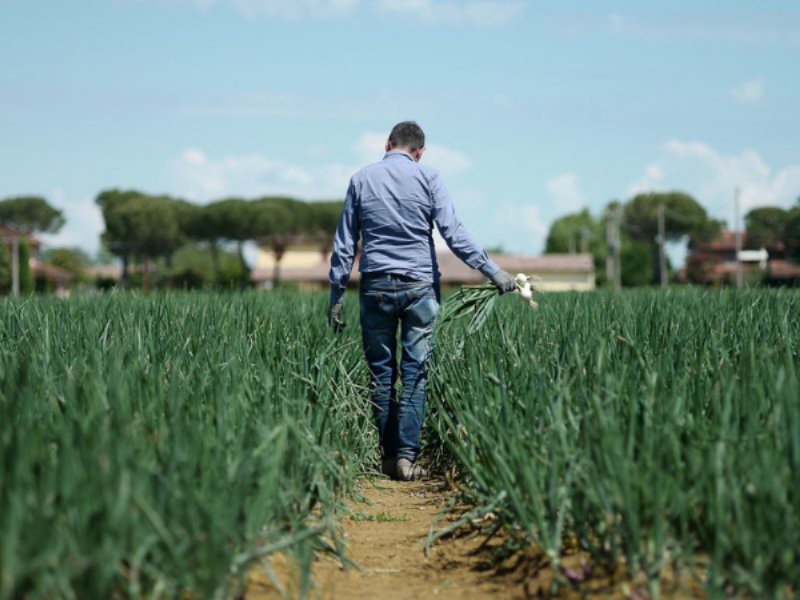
385, 139, 392, 152
413, 147, 425, 162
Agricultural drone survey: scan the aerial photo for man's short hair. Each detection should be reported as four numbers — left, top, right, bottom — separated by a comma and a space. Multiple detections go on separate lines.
388, 121, 425, 152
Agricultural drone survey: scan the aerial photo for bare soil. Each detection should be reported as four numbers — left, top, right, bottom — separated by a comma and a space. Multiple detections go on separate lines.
245, 479, 703, 600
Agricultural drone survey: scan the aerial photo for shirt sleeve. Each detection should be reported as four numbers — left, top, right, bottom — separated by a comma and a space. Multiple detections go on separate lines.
430, 172, 499, 278
328, 179, 361, 305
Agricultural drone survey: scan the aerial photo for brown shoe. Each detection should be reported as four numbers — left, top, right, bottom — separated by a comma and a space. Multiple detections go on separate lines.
395, 458, 427, 481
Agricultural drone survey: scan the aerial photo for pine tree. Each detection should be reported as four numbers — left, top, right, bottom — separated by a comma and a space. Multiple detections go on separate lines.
19, 239, 33, 294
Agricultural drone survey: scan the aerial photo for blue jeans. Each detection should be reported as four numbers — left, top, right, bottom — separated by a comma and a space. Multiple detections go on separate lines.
359, 274, 440, 462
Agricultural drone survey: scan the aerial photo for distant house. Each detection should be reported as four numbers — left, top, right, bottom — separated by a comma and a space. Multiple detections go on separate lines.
250, 245, 596, 291
0, 225, 40, 256
766, 259, 800, 286
685, 230, 800, 285
84, 263, 123, 281
249, 243, 328, 290
0, 225, 75, 295
30, 260, 74, 296
435, 252, 596, 291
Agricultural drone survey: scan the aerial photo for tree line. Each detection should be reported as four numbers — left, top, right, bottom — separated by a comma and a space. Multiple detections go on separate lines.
2, 190, 799, 293
95, 190, 343, 289
0, 192, 342, 292
544, 191, 800, 286
0, 196, 66, 294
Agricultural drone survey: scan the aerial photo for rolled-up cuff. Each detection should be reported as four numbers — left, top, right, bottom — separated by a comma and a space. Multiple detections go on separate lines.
479, 259, 500, 279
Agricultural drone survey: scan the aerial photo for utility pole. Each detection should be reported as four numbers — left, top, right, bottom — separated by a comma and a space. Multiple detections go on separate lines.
606, 214, 615, 285
11, 235, 19, 296
614, 206, 622, 290
657, 203, 667, 288
734, 186, 743, 289
605, 207, 622, 290
580, 227, 590, 254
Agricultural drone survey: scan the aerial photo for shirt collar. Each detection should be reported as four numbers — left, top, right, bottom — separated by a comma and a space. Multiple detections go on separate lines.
383, 150, 414, 161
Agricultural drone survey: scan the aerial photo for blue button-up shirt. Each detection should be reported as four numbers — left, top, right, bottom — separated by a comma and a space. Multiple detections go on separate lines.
328, 150, 500, 304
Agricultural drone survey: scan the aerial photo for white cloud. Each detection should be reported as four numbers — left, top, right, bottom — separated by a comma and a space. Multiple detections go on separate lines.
169, 148, 354, 201
38, 188, 105, 255
628, 162, 665, 194
353, 131, 473, 177
492, 203, 549, 254
354, 132, 386, 164
373, 0, 525, 27
170, 130, 474, 202
182, 148, 207, 165
545, 173, 587, 213
731, 79, 765, 105
627, 139, 800, 225
424, 143, 473, 176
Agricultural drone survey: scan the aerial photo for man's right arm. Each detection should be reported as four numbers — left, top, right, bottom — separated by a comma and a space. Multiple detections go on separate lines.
328, 180, 360, 306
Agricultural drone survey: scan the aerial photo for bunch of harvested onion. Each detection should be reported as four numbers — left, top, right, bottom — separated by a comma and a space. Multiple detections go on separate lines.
438, 273, 540, 334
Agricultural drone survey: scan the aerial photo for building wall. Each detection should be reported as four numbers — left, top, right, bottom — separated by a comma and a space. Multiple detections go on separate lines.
253, 247, 596, 291
536, 271, 596, 292
255, 248, 325, 269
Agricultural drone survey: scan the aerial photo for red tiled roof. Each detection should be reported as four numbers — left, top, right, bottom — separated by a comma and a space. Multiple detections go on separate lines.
696, 230, 743, 252
498, 253, 594, 272
768, 260, 800, 279
695, 230, 785, 253
31, 261, 74, 284
85, 264, 123, 279
0, 226, 40, 246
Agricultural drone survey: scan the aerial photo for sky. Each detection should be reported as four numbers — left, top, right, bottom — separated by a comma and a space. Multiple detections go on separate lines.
2, 0, 799, 263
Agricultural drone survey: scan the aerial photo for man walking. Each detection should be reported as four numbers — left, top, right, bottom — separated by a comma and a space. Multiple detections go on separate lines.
328, 121, 516, 481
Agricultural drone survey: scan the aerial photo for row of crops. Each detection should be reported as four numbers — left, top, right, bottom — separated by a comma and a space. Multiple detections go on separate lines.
1, 289, 798, 598
428, 290, 799, 598
0, 293, 372, 599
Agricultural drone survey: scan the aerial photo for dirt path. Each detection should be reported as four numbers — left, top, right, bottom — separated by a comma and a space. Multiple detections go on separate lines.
245, 480, 701, 600
246, 479, 533, 600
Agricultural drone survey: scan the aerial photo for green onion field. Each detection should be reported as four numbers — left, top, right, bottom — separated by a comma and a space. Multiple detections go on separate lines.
1, 289, 798, 598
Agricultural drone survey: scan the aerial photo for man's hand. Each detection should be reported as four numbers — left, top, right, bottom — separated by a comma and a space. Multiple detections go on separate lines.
489, 269, 516, 294
329, 302, 346, 333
